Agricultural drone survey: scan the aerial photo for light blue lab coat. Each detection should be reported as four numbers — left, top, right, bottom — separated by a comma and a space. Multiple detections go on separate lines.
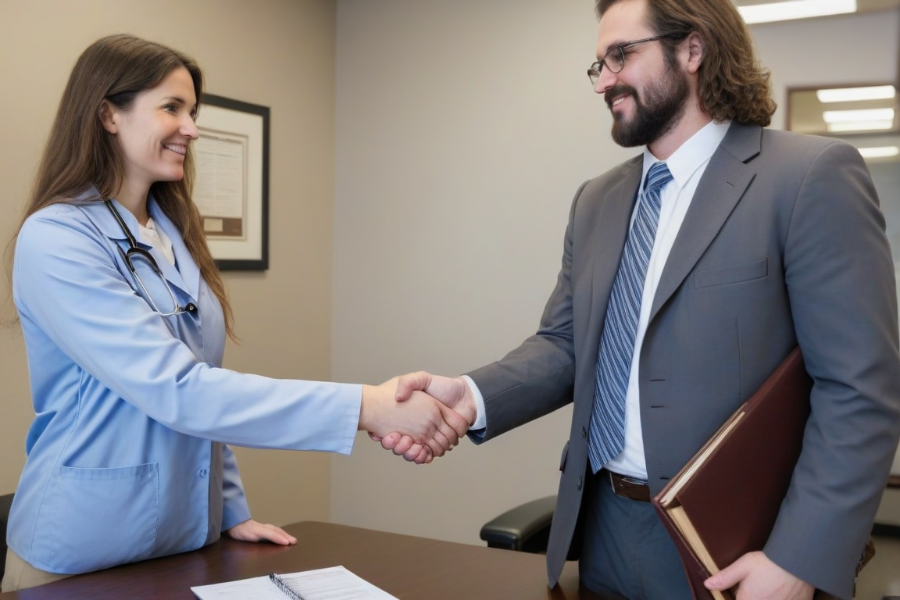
8, 190, 361, 574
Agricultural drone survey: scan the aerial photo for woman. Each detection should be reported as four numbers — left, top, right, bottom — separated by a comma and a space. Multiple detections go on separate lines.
2, 34, 465, 592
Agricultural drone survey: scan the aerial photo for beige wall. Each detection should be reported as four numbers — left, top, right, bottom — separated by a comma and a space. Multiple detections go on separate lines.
331, 0, 900, 545
0, 0, 337, 527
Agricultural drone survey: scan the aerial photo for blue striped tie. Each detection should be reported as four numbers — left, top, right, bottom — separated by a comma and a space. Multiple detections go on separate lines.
588, 162, 672, 474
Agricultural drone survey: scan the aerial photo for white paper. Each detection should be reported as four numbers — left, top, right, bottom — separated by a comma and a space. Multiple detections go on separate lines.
194, 131, 246, 220
191, 566, 398, 600
192, 576, 285, 599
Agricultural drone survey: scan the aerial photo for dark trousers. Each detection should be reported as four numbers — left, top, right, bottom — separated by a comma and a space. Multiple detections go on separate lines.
578, 470, 692, 600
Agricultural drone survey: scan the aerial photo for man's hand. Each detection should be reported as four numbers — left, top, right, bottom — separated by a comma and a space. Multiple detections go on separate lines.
372, 372, 476, 463
705, 551, 814, 600
225, 519, 297, 545
396, 372, 477, 424
359, 378, 469, 463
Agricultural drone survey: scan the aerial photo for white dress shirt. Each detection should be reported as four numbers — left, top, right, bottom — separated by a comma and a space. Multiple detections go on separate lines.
468, 120, 732, 480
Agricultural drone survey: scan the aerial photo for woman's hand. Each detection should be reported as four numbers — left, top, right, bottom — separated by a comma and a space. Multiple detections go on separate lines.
225, 519, 298, 545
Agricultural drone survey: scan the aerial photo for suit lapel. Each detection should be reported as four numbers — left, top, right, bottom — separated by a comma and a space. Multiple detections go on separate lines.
649, 123, 761, 322
582, 157, 643, 367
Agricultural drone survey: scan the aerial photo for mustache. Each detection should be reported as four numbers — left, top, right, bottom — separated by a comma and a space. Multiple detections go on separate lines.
605, 84, 638, 109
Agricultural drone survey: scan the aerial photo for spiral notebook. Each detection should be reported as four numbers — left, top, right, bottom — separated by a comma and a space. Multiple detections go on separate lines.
191, 565, 398, 600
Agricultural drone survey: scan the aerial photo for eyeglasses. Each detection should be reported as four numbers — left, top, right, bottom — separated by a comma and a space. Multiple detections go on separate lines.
587, 34, 673, 86
104, 200, 186, 317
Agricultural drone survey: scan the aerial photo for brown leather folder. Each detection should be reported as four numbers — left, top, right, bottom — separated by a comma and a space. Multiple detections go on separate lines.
652, 347, 874, 600
652, 347, 812, 600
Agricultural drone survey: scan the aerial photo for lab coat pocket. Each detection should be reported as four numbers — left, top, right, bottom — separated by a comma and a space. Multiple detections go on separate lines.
44, 462, 160, 573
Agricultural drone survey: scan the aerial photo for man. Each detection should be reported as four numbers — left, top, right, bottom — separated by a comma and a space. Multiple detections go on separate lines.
379, 0, 900, 598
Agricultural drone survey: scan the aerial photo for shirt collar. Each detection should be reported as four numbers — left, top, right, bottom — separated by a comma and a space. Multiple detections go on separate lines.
75, 187, 176, 250
72, 187, 143, 244
641, 121, 732, 191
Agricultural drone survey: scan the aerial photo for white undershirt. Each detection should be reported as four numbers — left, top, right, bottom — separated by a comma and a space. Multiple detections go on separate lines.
139, 218, 175, 266
468, 120, 732, 480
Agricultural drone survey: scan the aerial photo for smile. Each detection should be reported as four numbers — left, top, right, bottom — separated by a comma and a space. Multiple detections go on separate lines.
163, 143, 187, 155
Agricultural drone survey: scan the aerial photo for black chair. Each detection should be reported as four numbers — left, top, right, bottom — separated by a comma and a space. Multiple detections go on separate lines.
0, 492, 14, 582
480, 495, 556, 554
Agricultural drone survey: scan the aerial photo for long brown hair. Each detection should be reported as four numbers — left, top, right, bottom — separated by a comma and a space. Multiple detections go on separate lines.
596, 0, 776, 126
7, 34, 234, 338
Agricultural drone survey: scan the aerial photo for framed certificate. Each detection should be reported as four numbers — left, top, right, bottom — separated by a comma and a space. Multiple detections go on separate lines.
194, 93, 270, 270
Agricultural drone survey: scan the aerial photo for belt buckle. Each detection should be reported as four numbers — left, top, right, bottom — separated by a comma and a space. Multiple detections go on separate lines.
608, 471, 647, 498
608, 470, 617, 495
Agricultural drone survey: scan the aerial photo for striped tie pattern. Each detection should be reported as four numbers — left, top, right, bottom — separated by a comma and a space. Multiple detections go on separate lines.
588, 162, 672, 474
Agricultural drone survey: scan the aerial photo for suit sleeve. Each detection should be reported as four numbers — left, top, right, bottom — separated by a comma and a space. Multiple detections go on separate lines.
466, 182, 587, 441
764, 141, 900, 598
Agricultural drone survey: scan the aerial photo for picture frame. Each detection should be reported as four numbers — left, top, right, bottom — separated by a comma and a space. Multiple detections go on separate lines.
194, 93, 270, 270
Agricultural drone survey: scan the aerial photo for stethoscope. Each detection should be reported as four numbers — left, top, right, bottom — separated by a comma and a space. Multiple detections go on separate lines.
104, 200, 196, 316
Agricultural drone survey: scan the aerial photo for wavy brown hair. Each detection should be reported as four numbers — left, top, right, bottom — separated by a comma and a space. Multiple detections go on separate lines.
6, 34, 234, 338
596, 0, 776, 126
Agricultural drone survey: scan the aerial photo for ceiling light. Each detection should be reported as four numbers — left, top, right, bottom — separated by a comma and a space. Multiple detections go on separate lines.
816, 85, 896, 103
822, 108, 895, 123
738, 0, 856, 25
827, 121, 894, 133
857, 146, 900, 159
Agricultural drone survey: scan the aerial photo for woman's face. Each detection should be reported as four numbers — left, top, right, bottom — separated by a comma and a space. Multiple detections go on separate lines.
102, 66, 199, 191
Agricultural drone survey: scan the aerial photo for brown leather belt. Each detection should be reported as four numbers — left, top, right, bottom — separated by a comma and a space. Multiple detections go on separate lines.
606, 470, 651, 502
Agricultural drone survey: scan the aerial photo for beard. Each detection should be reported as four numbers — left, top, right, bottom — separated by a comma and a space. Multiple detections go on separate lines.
606, 62, 690, 148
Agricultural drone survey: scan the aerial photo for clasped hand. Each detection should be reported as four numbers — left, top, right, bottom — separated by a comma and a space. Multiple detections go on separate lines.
359, 375, 472, 463
362, 373, 475, 464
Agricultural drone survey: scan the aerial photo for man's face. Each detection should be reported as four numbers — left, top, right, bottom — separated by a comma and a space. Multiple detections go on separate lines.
595, 0, 690, 148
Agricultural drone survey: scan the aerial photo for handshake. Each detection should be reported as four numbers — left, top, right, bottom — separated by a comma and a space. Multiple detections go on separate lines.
358, 373, 476, 464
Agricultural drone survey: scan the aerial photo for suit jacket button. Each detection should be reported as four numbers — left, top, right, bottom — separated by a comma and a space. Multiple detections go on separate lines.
581, 427, 587, 439
577, 476, 583, 491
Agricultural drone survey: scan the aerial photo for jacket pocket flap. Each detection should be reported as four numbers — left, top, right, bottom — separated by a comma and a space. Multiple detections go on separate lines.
694, 258, 768, 289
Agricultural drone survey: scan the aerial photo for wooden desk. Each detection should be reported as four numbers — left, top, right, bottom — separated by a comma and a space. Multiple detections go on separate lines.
1, 521, 621, 599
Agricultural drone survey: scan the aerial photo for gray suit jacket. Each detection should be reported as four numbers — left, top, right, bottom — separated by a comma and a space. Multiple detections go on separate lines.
468, 122, 900, 599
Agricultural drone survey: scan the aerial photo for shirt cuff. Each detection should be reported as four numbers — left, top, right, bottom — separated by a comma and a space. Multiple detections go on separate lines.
461, 375, 487, 430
